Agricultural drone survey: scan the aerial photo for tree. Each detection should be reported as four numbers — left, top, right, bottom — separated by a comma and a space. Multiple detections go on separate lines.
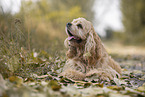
121, 0, 145, 45
50, 0, 95, 20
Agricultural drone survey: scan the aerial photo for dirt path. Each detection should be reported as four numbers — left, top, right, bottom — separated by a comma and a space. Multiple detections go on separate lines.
104, 41, 145, 56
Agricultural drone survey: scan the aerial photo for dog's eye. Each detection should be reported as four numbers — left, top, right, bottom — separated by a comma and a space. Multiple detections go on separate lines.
77, 24, 83, 29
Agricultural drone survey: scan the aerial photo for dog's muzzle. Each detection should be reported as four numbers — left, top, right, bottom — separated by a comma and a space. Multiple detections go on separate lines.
66, 23, 82, 43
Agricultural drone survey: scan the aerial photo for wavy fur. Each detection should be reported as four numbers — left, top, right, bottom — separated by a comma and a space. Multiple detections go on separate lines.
61, 18, 121, 81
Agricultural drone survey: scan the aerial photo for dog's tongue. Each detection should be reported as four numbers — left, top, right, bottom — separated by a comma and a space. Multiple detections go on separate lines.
68, 36, 77, 40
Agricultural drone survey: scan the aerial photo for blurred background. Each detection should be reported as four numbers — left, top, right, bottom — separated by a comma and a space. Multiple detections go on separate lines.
0, 0, 145, 76
1, 0, 145, 55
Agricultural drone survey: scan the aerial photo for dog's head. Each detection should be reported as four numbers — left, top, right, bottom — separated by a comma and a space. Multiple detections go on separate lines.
65, 18, 92, 44
65, 17, 103, 65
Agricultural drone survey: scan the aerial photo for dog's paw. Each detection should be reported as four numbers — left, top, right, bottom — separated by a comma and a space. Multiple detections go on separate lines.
86, 69, 113, 81
60, 69, 85, 80
99, 73, 113, 81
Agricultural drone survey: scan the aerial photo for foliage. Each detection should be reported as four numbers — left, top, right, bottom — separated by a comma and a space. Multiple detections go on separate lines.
13, 0, 95, 55
50, 0, 95, 20
121, 0, 145, 45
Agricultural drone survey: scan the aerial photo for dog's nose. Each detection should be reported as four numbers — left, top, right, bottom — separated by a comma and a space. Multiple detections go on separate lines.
67, 23, 72, 27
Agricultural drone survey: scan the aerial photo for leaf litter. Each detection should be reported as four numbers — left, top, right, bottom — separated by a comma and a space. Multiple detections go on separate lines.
0, 50, 145, 97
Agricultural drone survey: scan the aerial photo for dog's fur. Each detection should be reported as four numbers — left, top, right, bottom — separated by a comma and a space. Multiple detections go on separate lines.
60, 18, 121, 81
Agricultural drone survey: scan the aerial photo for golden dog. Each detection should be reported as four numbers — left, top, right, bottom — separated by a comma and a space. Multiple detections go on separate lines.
61, 18, 121, 81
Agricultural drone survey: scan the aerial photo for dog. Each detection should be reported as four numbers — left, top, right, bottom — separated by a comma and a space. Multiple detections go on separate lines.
60, 18, 121, 81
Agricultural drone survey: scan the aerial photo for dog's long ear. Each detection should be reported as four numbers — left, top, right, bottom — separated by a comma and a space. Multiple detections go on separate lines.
84, 24, 102, 66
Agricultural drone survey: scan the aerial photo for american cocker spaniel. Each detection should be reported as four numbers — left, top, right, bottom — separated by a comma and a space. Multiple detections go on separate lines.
60, 18, 121, 81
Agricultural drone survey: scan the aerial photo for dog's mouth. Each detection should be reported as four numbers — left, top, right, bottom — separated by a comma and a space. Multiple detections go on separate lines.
66, 28, 82, 43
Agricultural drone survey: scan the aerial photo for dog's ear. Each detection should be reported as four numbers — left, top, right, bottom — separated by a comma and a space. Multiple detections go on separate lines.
84, 24, 102, 65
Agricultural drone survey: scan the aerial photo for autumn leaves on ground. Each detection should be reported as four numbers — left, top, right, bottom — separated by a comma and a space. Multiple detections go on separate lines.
0, 44, 145, 97
0, 0, 145, 97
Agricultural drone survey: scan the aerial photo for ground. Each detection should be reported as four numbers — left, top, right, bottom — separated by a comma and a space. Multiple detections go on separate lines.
0, 42, 145, 97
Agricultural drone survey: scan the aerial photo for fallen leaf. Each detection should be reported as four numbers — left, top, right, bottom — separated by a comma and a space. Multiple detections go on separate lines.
8, 76, 23, 86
